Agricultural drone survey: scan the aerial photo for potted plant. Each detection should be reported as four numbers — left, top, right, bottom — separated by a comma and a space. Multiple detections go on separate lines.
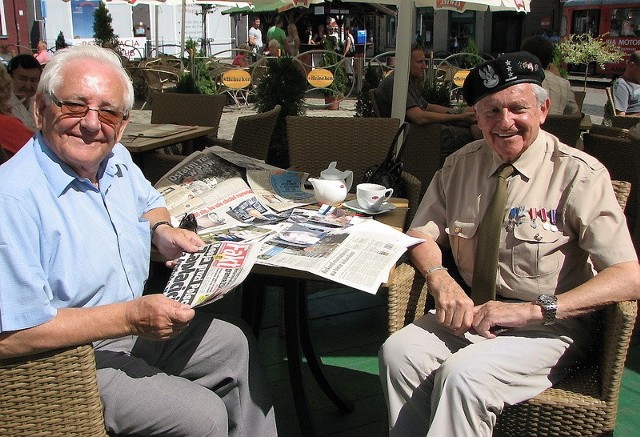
355, 63, 383, 117
319, 39, 349, 110
254, 56, 307, 168
556, 34, 624, 92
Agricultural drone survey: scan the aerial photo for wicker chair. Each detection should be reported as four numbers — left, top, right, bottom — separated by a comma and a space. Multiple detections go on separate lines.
583, 133, 639, 251
0, 345, 108, 436
386, 179, 636, 437
368, 88, 382, 117
589, 124, 630, 140
150, 92, 227, 139
402, 123, 442, 198
214, 105, 281, 161
542, 113, 583, 147
612, 115, 640, 129
286, 116, 401, 186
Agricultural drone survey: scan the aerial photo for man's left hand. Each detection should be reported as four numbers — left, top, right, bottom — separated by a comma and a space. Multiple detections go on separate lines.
471, 301, 539, 338
153, 226, 205, 266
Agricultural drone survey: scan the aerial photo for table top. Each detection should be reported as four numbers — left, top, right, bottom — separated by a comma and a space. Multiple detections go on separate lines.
120, 123, 217, 153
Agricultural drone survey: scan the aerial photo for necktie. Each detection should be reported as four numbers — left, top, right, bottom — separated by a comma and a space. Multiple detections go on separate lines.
471, 164, 515, 305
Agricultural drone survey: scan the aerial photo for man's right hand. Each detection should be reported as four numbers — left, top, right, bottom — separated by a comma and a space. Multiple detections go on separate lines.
125, 294, 195, 340
429, 271, 475, 336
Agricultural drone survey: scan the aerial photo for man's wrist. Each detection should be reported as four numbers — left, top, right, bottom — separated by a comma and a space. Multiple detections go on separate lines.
151, 220, 173, 238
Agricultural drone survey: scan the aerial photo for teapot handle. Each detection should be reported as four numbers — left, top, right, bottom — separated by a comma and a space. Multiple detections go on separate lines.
343, 171, 353, 191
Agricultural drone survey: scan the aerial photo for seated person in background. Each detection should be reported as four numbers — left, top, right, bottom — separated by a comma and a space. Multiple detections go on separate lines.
613, 51, 640, 116
374, 43, 482, 159
263, 39, 281, 57
0, 45, 277, 437
0, 62, 33, 158
34, 40, 51, 65
521, 35, 579, 115
232, 43, 251, 67
6, 54, 41, 130
379, 51, 640, 437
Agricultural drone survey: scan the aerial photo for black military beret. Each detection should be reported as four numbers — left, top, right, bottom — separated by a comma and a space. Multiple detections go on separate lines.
462, 51, 545, 106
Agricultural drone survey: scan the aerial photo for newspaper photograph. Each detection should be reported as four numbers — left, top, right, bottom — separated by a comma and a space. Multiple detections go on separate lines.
163, 241, 260, 308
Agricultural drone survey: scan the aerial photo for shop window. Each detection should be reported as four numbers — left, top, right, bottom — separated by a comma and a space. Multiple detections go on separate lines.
0, 0, 7, 37
572, 9, 600, 37
611, 8, 640, 37
448, 11, 475, 53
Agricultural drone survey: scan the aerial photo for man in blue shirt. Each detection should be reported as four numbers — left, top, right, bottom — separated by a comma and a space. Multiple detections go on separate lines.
0, 45, 277, 437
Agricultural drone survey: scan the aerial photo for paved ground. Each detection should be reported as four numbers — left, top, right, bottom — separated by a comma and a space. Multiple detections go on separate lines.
129, 83, 608, 141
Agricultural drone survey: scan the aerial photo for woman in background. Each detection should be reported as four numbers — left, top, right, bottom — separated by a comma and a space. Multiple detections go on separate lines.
0, 63, 33, 159
285, 23, 300, 56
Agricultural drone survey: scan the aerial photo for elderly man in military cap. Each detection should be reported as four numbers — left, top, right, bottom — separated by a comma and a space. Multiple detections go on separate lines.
379, 52, 640, 437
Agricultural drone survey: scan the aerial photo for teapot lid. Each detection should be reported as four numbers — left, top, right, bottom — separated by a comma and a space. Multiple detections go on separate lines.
320, 161, 347, 180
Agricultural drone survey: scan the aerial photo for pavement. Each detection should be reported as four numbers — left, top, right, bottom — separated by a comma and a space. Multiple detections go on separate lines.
128, 84, 608, 141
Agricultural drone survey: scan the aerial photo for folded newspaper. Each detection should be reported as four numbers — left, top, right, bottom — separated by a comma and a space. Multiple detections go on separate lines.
163, 240, 261, 308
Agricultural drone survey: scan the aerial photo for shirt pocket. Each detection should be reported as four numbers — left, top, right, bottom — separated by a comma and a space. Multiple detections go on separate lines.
445, 220, 478, 270
511, 224, 561, 278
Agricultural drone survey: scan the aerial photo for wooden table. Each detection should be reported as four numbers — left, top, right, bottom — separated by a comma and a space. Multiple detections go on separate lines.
240, 197, 409, 436
120, 123, 217, 154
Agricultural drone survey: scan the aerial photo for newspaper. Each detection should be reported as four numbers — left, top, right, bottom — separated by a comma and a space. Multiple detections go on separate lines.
208, 146, 315, 212
163, 240, 260, 308
257, 217, 421, 294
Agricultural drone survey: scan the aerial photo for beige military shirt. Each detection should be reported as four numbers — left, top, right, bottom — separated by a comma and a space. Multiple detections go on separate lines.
410, 131, 637, 301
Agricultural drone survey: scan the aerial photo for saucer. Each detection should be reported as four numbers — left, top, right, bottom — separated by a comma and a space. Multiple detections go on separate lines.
343, 199, 396, 215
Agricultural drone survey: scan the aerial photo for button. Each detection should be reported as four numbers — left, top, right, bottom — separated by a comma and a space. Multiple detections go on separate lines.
534, 234, 542, 241
453, 226, 461, 234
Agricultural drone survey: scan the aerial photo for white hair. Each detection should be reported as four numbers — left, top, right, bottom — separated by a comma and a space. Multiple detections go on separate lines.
37, 45, 134, 111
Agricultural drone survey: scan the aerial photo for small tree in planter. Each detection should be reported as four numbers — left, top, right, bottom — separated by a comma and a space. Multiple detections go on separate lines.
319, 39, 349, 109
93, 2, 118, 48
556, 34, 624, 92
355, 63, 382, 117
254, 56, 307, 168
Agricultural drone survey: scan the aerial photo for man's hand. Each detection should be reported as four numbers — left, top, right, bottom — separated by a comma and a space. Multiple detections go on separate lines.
153, 226, 205, 266
471, 301, 539, 338
429, 271, 475, 336
125, 294, 195, 340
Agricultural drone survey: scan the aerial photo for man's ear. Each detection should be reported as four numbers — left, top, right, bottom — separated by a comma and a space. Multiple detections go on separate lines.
33, 93, 46, 130
538, 97, 550, 125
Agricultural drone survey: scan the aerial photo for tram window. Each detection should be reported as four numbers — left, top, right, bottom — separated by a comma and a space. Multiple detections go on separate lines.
573, 9, 600, 37
612, 8, 640, 37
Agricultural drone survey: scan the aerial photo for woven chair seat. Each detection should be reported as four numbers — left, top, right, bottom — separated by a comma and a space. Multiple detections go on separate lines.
0, 345, 107, 436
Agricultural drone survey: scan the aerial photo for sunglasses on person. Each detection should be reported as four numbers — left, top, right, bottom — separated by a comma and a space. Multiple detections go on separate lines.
179, 213, 198, 233
49, 94, 130, 126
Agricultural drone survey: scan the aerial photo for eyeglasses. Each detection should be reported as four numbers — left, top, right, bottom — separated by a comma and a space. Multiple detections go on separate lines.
179, 213, 198, 233
49, 94, 129, 125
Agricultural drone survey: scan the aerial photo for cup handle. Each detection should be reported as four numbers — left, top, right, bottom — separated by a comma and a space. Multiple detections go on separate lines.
383, 188, 393, 200
343, 171, 353, 192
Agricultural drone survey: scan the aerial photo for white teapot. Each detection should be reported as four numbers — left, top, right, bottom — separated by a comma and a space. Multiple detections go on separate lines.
307, 162, 354, 205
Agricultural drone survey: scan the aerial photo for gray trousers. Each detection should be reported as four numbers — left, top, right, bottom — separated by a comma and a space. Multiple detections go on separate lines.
379, 310, 591, 437
94, 312, 277, 436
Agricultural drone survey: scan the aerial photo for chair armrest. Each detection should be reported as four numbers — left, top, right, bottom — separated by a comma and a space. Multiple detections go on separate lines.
599, 300, 637, 399
387, 262, 429, 336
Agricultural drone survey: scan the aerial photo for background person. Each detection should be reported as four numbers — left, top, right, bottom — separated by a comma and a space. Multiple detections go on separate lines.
374, 43, 482, 159
285, 23, 300, 56
0, 45, 277, 437
0, 62, 33, 158
6, 53, 41, 130
379, 51, 640, 436
613, 51, 640, 116
248, 17, 263, 60
266, 16, 286, 53
34, 40, 51, 65
520, 35, 579, 115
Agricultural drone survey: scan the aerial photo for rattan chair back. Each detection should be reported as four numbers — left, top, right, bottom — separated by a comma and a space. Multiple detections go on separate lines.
151, 92, 227, 138
286, 116, 401, 187
229, 105, 281, 161
589, 124, 630, 140
0, 345, 107, 436
612, 115, 640, 129
542, 113, 583, 147
402, 123, 442, 197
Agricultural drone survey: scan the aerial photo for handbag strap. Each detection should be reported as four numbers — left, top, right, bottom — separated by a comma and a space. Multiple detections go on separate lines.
385, 122, 409, 163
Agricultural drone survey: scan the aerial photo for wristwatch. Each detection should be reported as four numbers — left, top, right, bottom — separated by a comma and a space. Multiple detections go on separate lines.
535, 294, 558, 325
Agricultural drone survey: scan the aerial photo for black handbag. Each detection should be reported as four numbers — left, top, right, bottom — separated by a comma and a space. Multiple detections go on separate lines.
363, 122, 409, 198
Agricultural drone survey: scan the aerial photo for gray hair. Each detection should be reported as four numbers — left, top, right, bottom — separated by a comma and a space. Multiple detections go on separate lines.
37, 45, 134, 111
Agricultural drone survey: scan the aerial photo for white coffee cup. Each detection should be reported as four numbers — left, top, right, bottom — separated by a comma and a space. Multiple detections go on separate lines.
356, 183, 393, 211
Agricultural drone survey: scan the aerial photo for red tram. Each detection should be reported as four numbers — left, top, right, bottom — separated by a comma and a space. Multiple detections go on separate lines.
561, 0, 640, 76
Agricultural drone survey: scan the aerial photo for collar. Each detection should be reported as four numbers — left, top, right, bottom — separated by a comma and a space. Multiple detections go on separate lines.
32, 133, 123, 196
485, 130, 548, 180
